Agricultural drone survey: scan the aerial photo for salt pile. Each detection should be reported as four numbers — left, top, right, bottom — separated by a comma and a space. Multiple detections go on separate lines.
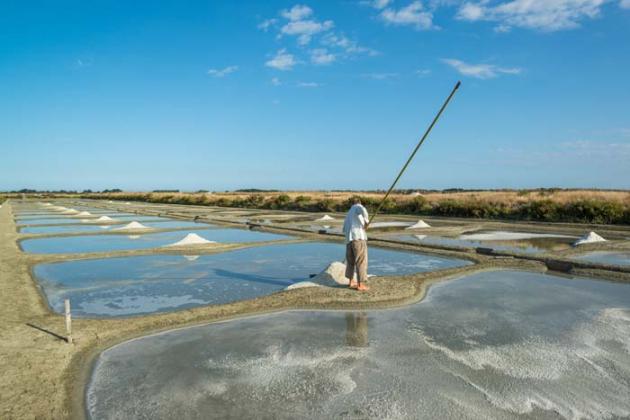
316, 215, 335, 221
406, 219, 431, 229
75, 211, 92, 217
574, 231, 607, 246
86, 216, 116, 224
115, 221, 150, 231
42, 203, 52, 206
287, 261, 353, 289
164, 233, 216, 247
62, 209, 79, 215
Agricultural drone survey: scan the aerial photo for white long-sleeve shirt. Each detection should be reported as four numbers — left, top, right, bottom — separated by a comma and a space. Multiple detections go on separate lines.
343, 204, 369, 243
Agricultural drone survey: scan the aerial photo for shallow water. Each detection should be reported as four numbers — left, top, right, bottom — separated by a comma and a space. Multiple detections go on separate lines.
87, 270, 630, 419
21, 228, 291, 254
34, 242, 468, 317
17, 216, 173, 227
384, 232, 575, 254
573, 251, 630, 267
19, 220, 217, 235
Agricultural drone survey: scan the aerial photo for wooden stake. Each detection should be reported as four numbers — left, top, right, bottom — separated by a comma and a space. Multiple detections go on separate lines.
64, 299, 73, 344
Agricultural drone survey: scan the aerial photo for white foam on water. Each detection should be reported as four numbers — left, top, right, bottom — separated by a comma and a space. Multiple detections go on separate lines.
77, 294, 206, 317
115, 221, 150, 231
574, 231, 607, 246
164, 233, 216, 247
406, 219, 431, 229
411, 307, 630, 419
459, 231, 573, 241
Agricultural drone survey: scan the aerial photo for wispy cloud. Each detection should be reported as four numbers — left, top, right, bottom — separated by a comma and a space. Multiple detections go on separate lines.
456, 0, 607, 32
442, 58, 521, 79
281, 4, 313, 21
257, 18, 277, 31
379, 1, 435, 30
207, 65, 239, 77
271, 77, 282, 86
278, 4, 334, 45
621, 0, 630, 9
265, 49, 297, 71
310, 48, 336, 65
416, 68, 432, 76
362, 72, 399, 80
259, 4, 376, 69
297, 81, 322, 88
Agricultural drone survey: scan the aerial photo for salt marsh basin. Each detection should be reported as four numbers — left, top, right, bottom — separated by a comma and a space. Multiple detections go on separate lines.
20, 228, 292, 254
87, 270, 630, 419
34, 242, 470, 317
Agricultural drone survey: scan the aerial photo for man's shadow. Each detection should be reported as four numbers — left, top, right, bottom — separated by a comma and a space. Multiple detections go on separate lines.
26, 323, 68, 342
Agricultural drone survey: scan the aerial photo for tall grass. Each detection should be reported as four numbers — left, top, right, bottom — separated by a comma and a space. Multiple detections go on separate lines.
80, 190, 630, 225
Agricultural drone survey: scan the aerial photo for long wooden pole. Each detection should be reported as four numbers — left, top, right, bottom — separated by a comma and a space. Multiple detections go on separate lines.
368, 81, 461, 226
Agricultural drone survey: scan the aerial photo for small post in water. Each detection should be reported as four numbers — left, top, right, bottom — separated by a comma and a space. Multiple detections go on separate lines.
64, 299, 73, 344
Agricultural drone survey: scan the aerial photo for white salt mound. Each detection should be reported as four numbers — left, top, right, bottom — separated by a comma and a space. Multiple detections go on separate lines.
62, 209, 79, 214
286, 261, 376, 290
75, 211, 92, 217
165, 233, 216, 247
316, 215, 335, 221
115, 221, 150, 231
42, 203, 52, 206
406, 219, 431, 229
574, 231, 607, 246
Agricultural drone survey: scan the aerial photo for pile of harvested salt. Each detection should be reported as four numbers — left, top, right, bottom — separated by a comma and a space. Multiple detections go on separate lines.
405, 219, 431, 229
164, 233, 216, 247
574, 231, 607, 246
287, 261, 369, 290
316, 215, 335, 221
115, 221, 150, 231
62, 209, 80, 215
75, 211, 92, 217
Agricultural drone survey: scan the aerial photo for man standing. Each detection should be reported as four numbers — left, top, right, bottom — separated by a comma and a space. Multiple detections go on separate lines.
342, 197, 369, 291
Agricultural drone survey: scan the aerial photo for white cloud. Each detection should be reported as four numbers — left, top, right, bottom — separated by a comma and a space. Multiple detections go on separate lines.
280, 18, 334, 45
310, 48, 336, 65
281, 4, 313, 21
321, 33, 379, 56
257, 18, 277, 31
367, 0, 393, 9
621, 0, 630, 8
271, 77, 281, 86
416, 68, 432, 76
442, 58, 521, 79
362, 72, 399, 80
297, 81, 322, 87
265, 49, 297, 71
207, 65, 239, 77
456, 0, 607, 32
380, 1, 435, 29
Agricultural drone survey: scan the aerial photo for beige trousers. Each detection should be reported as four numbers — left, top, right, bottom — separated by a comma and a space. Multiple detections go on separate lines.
345, 240, 368, 284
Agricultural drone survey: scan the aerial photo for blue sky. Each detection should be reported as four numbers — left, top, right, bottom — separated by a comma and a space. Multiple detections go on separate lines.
1, 0, 629, 191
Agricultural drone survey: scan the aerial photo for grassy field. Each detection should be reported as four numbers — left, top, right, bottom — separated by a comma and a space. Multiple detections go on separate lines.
80, 189, 630, 225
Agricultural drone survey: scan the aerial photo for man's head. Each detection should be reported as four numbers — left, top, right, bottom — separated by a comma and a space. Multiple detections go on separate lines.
352, 196, 361, 205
